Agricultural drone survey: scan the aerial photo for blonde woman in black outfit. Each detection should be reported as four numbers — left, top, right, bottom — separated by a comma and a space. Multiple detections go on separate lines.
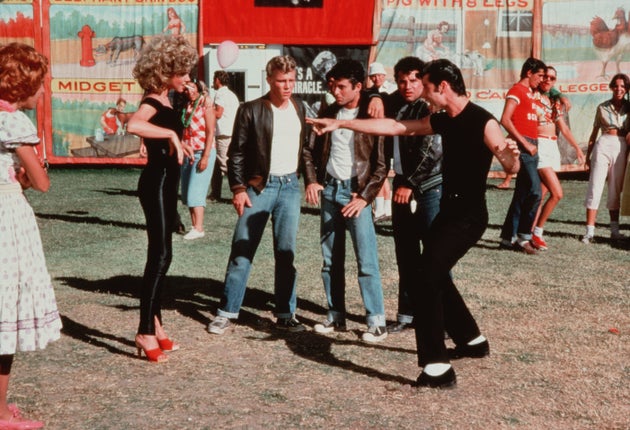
127, 35, 197, 363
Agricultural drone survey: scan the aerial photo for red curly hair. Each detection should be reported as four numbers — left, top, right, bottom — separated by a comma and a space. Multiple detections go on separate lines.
0, 43, 48, 103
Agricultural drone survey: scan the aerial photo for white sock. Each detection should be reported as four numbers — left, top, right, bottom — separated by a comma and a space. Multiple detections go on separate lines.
384, 199, 392, 216
374, 197, 384, 215
424, 363, 452, 376
533, 226, 544, 238
467, 335, 486, 346
586, 225, 595, 237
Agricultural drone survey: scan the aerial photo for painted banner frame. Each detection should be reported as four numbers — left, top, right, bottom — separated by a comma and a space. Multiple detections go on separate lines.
542, 0, 630, 169
42, 0, 199, 165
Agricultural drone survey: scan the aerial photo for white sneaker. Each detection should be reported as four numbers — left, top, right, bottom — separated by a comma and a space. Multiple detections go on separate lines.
581, 234, 594, 244
208, 316, 230, 335
183, 229, 205, 240
361, 326, 388, 343
313, 319, 346, 334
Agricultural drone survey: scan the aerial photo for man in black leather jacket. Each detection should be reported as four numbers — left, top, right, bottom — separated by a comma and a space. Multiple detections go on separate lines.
384, 56, 444, 334
208, 55, 308, 335
303, 59, 388, 343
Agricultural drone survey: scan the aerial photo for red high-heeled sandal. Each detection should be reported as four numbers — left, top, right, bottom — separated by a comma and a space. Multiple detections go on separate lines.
0, 405, 44, 430
7, 404, 22, 418
135, 340, 168, 363
157, 338, 180, 352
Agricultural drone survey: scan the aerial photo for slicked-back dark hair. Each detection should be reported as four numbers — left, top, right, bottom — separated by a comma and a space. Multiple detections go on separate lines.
520, 57, 546, 79
327, 59, 365, 88
421, 59, 467, 96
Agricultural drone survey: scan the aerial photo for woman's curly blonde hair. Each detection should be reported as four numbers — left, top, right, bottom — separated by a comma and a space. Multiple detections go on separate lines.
0, 43, 48, 103
133, 35, 198, 93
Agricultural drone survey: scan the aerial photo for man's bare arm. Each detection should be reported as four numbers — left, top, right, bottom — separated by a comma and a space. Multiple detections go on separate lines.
306, 116, 433, 137
500, 98, 537, 155
484, 119, 520, 174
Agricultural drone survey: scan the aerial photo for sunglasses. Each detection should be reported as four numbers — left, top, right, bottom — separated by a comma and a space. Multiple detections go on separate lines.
544, 75, 556, 81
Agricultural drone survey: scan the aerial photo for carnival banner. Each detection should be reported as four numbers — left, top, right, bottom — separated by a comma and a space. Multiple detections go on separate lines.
0, 1, 44, 159
0, 1, 37, 41
376, 0, 602, 168
542, 0, 630, 167
375, 0, 534, 118
44, 0, 199, 165
375, 1, 535, 172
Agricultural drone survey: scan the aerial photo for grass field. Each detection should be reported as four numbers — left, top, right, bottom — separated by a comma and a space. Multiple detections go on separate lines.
11, 168, 630, 429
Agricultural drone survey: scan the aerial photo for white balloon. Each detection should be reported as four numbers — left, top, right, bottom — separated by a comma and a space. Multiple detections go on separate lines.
217, 40, 239, 69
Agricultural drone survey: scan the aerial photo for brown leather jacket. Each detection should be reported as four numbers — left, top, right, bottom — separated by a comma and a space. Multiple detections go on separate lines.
228, 93, 307, 193
302, 95, 387, 204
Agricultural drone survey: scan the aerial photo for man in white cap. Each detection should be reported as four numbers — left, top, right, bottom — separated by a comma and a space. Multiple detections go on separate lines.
368, 62, 397, 95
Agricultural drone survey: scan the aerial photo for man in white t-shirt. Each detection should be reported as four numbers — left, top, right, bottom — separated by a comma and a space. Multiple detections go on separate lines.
207, 56, 308, 335
210, 70, 240, 200
303, 59, 388, 343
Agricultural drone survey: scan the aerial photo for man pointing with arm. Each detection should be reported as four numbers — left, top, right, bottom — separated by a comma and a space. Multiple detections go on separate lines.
308, 59, 519, 389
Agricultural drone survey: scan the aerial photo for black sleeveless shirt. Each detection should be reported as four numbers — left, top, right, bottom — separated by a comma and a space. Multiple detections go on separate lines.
430, 102, 495, 203
140, 97, 183, 166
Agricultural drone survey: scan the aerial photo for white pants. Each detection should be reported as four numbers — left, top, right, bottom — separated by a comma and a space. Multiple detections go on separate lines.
215, 135, 232, 175
584, 134, 627, 210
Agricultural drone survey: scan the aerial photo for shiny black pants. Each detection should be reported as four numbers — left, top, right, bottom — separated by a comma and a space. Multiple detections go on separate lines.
137, 163, 179, 335
413, 198, 487, 366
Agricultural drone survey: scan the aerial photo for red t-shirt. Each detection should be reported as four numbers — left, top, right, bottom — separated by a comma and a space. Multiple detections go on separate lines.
506, 83, 538, 140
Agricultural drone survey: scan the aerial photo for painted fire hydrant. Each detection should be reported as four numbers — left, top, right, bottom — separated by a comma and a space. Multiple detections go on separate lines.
78, 24, 96, 67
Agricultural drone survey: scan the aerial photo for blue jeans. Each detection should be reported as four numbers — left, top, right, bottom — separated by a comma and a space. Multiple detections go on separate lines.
320, 177, 385, 327
391, 181, 442, 323
181, 149, 216, 208
217, 173, 301, 319
500, 148, 542, 242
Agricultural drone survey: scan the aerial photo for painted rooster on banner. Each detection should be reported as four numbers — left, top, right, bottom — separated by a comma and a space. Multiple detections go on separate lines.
590, 7, 630, 78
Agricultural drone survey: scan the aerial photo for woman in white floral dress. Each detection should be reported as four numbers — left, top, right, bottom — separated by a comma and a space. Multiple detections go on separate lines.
0, 43, 62, 430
